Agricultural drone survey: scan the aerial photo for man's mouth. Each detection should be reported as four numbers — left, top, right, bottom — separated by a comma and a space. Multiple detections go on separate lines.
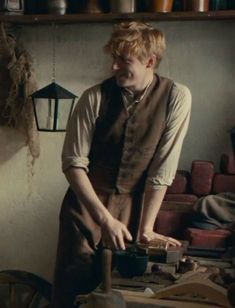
116, 73, 128, 80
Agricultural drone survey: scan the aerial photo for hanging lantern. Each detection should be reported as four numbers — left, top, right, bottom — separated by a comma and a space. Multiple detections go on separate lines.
31, 23, 77, 132
31, 82, 76, 132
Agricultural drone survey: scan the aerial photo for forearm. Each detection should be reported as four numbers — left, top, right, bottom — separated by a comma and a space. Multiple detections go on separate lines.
64, 167, 113, 226
64, 167, 132, 249
139, 186, 167, 234
139, 186, 181, 246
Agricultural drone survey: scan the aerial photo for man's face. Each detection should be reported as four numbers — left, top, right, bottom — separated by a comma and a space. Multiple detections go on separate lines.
111, 54, 151, 92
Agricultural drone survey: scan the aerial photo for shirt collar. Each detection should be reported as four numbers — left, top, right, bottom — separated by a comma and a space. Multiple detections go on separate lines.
121, 77, 153, 107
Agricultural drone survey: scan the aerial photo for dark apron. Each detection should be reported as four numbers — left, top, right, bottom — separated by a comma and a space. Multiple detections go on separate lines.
52, 187, 143, 308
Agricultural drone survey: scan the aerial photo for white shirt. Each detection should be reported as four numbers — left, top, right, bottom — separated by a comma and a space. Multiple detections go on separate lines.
62, 80, 191, 191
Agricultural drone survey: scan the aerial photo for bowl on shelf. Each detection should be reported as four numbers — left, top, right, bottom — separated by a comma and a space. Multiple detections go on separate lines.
114, 250, 148, 278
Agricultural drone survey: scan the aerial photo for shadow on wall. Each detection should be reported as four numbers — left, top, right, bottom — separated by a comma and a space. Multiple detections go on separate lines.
0, 126, 26, 163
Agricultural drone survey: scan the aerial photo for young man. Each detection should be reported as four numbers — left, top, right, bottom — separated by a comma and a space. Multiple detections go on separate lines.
52, 21, 191, 307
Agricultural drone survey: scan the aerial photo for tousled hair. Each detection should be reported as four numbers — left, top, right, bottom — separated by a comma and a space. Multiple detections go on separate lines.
104, 21, 166, 68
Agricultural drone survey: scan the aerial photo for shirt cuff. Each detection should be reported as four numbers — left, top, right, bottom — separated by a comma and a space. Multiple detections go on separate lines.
145, 176, 173, 191
62, 156, 89, 173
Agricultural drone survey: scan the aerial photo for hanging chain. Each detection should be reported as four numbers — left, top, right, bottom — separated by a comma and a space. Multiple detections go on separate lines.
52, 23, 56, 82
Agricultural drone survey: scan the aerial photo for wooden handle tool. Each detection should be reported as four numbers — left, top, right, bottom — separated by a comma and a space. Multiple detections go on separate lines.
80, 248, 126, 308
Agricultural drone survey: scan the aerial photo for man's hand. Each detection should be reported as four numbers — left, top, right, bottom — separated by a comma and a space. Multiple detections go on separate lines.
101, 217, 132, 250
139, 230, 181, 248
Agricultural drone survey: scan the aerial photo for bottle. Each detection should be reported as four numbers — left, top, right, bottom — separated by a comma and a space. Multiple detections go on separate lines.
48, 0, 67, 14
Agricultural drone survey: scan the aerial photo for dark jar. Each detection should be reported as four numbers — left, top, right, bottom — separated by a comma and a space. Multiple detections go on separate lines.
48, 0, 67, 14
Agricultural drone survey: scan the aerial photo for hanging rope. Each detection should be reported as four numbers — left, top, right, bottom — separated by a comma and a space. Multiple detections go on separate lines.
52, 23, 56, 82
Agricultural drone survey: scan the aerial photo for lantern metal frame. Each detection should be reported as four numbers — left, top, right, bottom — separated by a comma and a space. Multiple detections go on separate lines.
31, 82, 77, 132
31, 23, 77, 132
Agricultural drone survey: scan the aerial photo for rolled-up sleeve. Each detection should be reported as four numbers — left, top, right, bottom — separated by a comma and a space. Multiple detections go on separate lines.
145, 83, 191, 191
62, 85, 101, 172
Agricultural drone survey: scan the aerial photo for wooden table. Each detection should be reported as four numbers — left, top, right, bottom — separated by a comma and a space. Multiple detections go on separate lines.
111, 257, 233, 308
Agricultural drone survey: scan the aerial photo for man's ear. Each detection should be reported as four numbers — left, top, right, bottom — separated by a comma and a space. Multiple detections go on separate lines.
146, 54, 156, 68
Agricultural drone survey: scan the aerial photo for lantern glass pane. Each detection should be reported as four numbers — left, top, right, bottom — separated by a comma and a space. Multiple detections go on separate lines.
33, 98, 74, 131
34, 98, 55, 130
57, 98, 74, 130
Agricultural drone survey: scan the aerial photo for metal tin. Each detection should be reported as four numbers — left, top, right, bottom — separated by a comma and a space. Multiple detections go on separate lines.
0, 0, 24, 13
110, 0, 135, 13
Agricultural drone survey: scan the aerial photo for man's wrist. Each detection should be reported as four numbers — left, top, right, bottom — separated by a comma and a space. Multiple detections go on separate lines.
99, 211, 113, 227
139, 226, 153, 236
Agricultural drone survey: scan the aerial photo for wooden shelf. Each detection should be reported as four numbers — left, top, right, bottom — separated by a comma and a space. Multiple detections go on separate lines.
0, 10, 235, 24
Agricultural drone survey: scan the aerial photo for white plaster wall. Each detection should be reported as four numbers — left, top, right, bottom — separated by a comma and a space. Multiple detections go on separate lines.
0, 20, 234, 282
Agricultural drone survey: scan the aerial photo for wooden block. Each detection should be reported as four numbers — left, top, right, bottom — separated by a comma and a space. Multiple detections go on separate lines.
164, 193, 198, 203
167, 170, 190, 194
213, 173, 235, 193
161, 201, 195, 211
153, 278, 230, 308
184, 228, 232, 248
154, 209, 194, 239
148, 246, 183, 264
119, 284, 230, 307
191, 160, 214, 196
220, 152, 235, 174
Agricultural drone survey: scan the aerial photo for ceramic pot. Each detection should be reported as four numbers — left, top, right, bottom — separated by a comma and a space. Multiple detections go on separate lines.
114, 250, 148, 278
48, 0, 67, 14
183, 0, 209, 12
148, 0, 174, 12
67, 0, 109, 13
77, 0, 103, 13
110, 0, 135, 13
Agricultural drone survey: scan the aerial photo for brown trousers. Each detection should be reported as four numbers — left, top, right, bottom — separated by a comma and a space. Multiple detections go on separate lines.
52, 188, 142, 308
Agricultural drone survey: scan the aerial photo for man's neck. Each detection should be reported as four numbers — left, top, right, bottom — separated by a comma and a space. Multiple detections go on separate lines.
126, 74, 154, 98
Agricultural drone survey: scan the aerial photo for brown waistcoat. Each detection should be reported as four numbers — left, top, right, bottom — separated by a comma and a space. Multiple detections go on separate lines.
88, 74, 174, 194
